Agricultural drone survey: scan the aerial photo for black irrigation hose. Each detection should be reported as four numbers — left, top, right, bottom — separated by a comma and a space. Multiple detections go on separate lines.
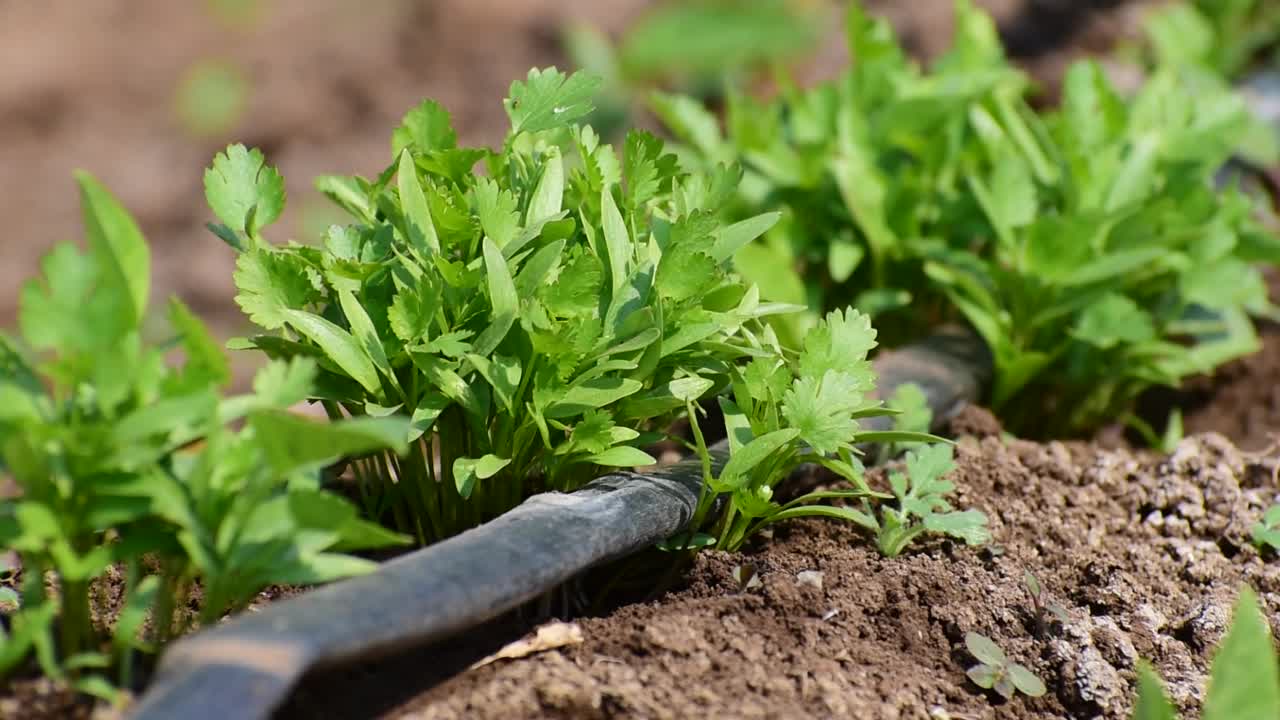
128, 328, 991, 720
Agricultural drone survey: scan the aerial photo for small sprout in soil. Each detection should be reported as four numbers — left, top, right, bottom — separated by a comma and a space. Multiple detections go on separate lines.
1023, 571, 1070, 636
868, 445, 991, 557
1251, 505, 1280, 553
1133, 586, 1279, 720
1245, 436, 1280, 553
964, 632, 1046, 700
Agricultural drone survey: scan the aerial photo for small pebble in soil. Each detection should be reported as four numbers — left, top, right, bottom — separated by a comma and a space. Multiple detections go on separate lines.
732, 563, 762, 591
796, 570, 824, 591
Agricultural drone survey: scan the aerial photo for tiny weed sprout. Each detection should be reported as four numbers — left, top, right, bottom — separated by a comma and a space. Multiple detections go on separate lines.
653, 0, 1280, 437
1023, 571, 1069, 636
1251, 505, 1280, 552
964, 632, 1046, 700
0, 174, 410, 696
205, 67, 810, 545
1133, 587, 1280, 720
870, 445, 990, 557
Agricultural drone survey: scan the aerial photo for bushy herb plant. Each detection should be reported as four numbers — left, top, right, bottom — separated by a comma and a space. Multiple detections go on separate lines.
205, 68, 813, 545
0, 176, 411, 696
653, 0, 1280, 437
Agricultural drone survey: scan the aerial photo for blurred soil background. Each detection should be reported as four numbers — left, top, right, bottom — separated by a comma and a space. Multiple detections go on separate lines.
0, 0, 1149, 385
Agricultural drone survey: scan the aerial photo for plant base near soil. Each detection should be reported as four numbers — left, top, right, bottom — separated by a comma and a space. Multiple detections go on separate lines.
1165, 324, 1280, 452
8, 350, 1279, 720
270, 421, 1276, 720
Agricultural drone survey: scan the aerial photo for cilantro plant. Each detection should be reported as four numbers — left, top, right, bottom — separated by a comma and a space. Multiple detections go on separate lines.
1134, 587, 1279, 720
0, 174, 410, 697
654, 0, 1280, 437
867, 444, 989, 557
964, 632, 1046, 700
205, 68, 796, 544
682, 309, 945, 552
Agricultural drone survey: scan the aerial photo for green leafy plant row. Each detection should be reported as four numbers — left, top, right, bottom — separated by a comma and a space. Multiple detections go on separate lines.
0, 176, 411, 698
652, 0, 1280, 437
204, 66, 984, 553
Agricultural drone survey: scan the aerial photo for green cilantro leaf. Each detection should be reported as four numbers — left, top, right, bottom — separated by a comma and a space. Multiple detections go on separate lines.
250, 357, 317, 409
204, 144, 286, 238
876, 444, 989, 556
567, 409, 617, 455
391, 99, 457, 155
232, 249, 320, 330
19, 243, 129, 354
1075, 294, 1156, 349
797, 308, 878, 381
475, 178, 520, 250
656, 245, 719, 302
622, 130, 677, 211
782, 370, 866, 454
541, 250, 603, 318
504, 67, 602, 135
387, 279, 440, 344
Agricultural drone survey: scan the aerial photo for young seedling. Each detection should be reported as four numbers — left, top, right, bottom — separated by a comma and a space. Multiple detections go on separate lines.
869, 444, 990, 557
1252, 505, 1280, 553
1243, 435, 1280, 553
1024, 571, 1070, 636
964, 632, 1047, 700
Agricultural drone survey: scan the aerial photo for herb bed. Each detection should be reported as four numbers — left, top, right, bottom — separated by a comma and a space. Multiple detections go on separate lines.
5, 1, 1280, 719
